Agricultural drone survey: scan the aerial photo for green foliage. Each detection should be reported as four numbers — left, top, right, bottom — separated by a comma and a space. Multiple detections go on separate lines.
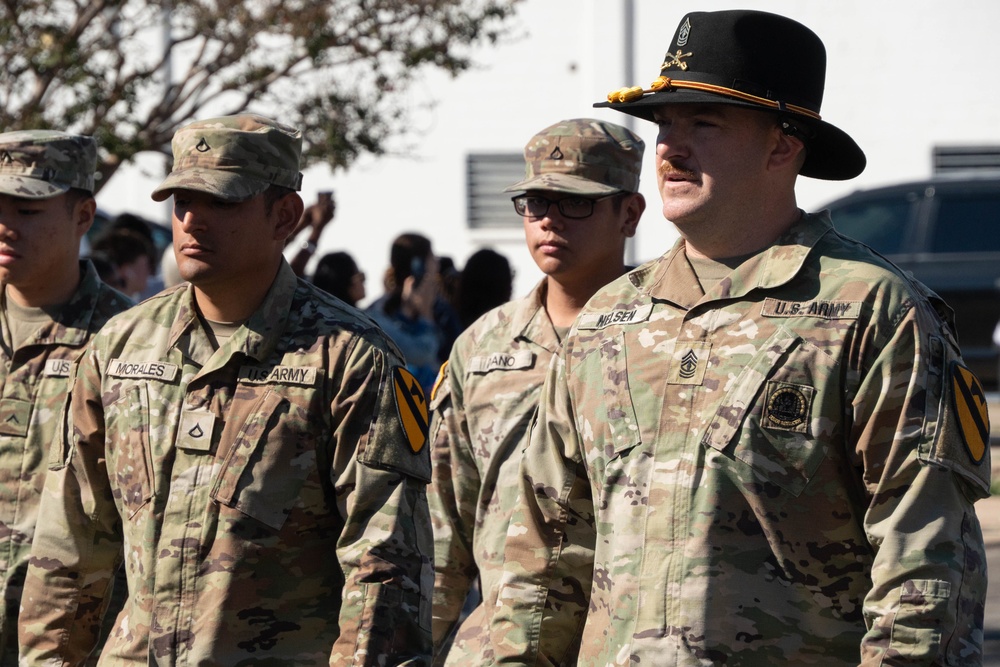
0, 0, 519, 191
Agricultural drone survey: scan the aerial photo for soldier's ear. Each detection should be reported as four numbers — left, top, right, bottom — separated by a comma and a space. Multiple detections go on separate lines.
72, 195, 97, 240
620, 193, 645, 239
272, 192, 304, 242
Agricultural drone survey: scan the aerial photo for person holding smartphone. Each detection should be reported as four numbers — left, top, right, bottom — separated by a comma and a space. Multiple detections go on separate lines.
366, 232, 446, 395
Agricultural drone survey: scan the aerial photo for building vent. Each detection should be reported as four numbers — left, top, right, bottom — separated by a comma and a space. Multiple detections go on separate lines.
466, 153, 525, 228
933, 145, 1000, 174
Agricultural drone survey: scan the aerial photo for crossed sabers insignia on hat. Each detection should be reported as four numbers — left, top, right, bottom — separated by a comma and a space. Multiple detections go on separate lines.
661, 50, 692, 71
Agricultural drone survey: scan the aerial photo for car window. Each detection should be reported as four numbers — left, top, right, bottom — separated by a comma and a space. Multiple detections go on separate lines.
827, 197, 912, 255
929, 192, 1000, 254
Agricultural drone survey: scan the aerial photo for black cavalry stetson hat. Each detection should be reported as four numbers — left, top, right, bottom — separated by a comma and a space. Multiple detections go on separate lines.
595, 10, 866, 181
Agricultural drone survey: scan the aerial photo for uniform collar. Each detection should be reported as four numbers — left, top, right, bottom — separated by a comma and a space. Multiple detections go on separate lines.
511, 279, 561, 354
1, 260, 114, 350
636, 211, 834, 307
168, 260, 299, 367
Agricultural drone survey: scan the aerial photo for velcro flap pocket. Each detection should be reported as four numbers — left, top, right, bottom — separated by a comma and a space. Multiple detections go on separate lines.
211, 389, 315, 531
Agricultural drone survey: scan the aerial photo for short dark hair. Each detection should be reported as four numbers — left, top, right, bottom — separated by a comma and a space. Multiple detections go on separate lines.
263, 185, 296, 214
62, 187, 94, 214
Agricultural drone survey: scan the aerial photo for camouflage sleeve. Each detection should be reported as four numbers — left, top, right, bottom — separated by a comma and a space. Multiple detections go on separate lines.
427, 356, 481, 652
855, 307, 989, 665
490, 352, 595, 664
329, 339, 433, 666
18, 345, 123, 665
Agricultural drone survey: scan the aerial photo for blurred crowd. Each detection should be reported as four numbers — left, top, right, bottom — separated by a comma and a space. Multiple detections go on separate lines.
84, 197, 515, 396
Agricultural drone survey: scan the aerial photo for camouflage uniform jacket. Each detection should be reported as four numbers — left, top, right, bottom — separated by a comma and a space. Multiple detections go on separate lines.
429, 281, 560, 664
18, 262, 434, 666
491, 212, 991, 666
0, 261, 131, 666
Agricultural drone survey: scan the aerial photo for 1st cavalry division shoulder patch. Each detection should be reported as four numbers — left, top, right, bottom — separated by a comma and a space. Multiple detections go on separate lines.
392, 367, 429, 454
950, 361, 989, 465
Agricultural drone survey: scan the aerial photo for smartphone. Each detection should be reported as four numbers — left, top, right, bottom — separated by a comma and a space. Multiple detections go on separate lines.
410, 256, 426, 287
318, 190, 333, 207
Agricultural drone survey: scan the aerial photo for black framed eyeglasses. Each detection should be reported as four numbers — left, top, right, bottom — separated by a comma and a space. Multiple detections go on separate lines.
511, 193, 617, 220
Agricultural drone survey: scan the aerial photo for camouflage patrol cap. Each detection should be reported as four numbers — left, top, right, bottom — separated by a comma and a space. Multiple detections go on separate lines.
0, 130, 97, 199
504, 118, 644, 196
151, 114, 303, 202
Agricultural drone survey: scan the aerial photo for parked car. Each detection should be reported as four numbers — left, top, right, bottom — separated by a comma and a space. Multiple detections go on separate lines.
818, 173, 1000, 389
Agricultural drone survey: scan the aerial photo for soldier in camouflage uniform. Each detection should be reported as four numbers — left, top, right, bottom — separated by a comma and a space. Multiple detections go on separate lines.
491, 10, 990, 666
0, 130, 132, 667
428, 119, 645, 664
18, 115, 433, 666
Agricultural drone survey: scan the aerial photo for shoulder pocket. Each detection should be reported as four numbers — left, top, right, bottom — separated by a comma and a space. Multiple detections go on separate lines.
210, 389, 316, 531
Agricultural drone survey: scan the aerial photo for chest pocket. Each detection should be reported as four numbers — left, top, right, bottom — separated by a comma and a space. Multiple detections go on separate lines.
701, 328, 833, 497
111, 385, 155, 518
210, 389, 317, 531
596, 333, 641, 457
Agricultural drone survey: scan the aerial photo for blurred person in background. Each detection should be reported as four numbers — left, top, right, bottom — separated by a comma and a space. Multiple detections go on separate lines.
454, 248, 513, 330
286, 190, 335, 276
88, 227, 157, 299
312, 250, 366, 307
367, 232, 445, 395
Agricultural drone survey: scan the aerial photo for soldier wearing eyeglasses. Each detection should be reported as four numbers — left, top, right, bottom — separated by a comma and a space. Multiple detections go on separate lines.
427, 118, 645, 664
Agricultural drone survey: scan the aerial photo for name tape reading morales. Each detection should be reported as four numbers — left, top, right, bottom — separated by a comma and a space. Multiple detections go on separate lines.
107, 359, 180, 381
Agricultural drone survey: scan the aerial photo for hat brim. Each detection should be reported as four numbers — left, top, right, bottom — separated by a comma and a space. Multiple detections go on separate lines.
595, 88, 866, 181
503, 173, 624, 196
0, 176, 70, 199
150, 168, 271, 202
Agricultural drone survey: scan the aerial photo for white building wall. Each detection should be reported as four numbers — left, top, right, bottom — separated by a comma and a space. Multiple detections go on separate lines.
97, 0, 1000, 302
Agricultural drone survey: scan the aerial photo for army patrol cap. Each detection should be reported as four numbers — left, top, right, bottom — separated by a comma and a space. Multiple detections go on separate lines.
595, 10, 865, 181
504, 118, 644, 196
152, 113, 303, 202
0, 130, 97, 199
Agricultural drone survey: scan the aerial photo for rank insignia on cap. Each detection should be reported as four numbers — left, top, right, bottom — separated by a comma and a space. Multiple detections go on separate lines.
950, 361, 989, 465
661, 50, 692, 71
392, 367, 429, 453
549, 147, 563, 160
676, 17, 692, 46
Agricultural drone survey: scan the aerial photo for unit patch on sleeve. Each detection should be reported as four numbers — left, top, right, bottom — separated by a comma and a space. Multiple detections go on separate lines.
392, 367, 429, 453
950, 361, 989, 465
